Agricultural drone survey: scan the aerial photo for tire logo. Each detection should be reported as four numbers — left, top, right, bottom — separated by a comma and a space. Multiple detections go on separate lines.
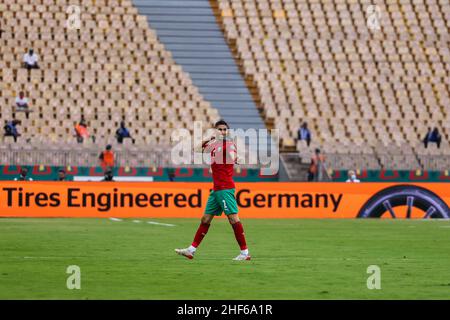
357, 185, 450, 219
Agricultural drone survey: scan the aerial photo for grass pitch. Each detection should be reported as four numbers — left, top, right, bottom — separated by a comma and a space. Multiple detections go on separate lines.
0, 218, 449, 299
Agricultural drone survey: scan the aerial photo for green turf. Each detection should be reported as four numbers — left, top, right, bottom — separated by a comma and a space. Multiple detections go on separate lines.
0, 218, 449, 299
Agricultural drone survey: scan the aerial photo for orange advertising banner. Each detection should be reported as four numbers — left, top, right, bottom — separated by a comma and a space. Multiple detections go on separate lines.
0, 182, 449, 219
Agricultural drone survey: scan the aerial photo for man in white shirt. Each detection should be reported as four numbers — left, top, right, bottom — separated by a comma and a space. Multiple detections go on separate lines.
346, 170, 361, 183
14, 91, 32, 119
23, 49, 39, 69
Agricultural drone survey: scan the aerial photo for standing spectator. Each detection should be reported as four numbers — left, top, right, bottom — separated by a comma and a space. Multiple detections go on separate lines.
168, 168, 176, 182
115, 121, 134, 144
55, 169, 68, 181
99, 144, 115, 168
308, 148, 327, 182
423, 127, 442, 149
74, 116, 91, 143
14, 168, 33, 181
4, 120, 21, 142
297, 122, 311, 147
346, 170, 361, 183
102, 168, 115, 182
23, 49, 39, 69
14, 91, 32, 119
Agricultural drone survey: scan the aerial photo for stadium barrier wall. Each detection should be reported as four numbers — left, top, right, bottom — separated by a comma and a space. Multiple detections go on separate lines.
1, 166, 450, 182
0, 165, 278, 181
0, 182, 449, 219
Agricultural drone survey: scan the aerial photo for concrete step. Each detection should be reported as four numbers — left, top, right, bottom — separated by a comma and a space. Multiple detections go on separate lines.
189, 73, 243, 80
147, 15, 217, 23
182, 65, 240, 74
197, 86, 251, 94
219, 109, 261, 117
175, 58, 236, 66
150, 22, 219, 31
158, 36, 226, 45
166, 43, 229, 51
156, 29, 224, 38
203, 93, 254, 102
170, 50, 232, 59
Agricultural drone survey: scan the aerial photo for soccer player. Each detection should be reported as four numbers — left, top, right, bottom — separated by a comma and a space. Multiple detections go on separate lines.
175, 120, 250, 261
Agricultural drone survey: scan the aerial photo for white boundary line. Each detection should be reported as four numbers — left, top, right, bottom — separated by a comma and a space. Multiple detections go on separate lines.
147, 221, 176, 227
108, 217, 175, 227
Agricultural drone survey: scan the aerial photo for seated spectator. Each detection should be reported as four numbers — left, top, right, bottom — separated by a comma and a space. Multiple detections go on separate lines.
14, 91, 32, 119
74, 116, 94, 143
23, 49, 39, 69
115, 121, 134, 144
346, 170, 361, 183
55, 169, 68, 181
4, 120, 21, 142
423, 127, 442, 149
297, 122, 311, 147
99, 145, 115, 168
14, 168, 33, 181
168, 168, 176, 182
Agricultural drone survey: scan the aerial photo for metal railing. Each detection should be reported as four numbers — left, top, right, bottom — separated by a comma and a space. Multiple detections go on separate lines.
0, 147, 260, 168
289, 152, 450, 171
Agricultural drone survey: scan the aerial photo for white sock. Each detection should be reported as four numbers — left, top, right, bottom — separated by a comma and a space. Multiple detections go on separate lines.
241, 249, 249, 255
188, 245, 197, 253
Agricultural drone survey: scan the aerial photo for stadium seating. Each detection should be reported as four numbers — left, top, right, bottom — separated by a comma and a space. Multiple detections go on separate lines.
216, 0, 450, 169
0, 0, 220, 160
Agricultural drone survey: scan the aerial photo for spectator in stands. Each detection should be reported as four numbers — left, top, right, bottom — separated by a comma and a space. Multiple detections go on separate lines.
168, 168, 176, 182
74, 116, 92, 143
102, 168, 115, 182
4, 120, 21, 142
55, 169, 68, 181
346, 170, 361, 183
23, 49, 39, 69
14, 91, 32, 119
308, 148, 326, 182
423, 127, 442, 149
99, 144, 115, 168
14, 168, 33, 181
115, 121, 134, 144
297, 122, 311, 147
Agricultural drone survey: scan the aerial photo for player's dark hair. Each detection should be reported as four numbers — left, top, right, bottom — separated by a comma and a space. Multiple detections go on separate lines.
215, 120, 229, 129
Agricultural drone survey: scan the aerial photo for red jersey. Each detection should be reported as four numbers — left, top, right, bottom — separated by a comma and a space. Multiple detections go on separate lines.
206, 138, 237, 191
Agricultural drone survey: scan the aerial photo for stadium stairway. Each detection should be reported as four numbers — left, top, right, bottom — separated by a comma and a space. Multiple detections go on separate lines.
132, 0, 266, 130
132, 0, 278, 157
280, 154, 310, 182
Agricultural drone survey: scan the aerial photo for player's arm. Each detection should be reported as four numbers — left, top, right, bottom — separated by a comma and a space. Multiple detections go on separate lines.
228, 140, 240, 164
193, 137, 215, 153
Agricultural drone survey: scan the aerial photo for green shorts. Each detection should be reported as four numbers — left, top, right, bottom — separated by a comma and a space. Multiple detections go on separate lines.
204, 188, 239, 216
